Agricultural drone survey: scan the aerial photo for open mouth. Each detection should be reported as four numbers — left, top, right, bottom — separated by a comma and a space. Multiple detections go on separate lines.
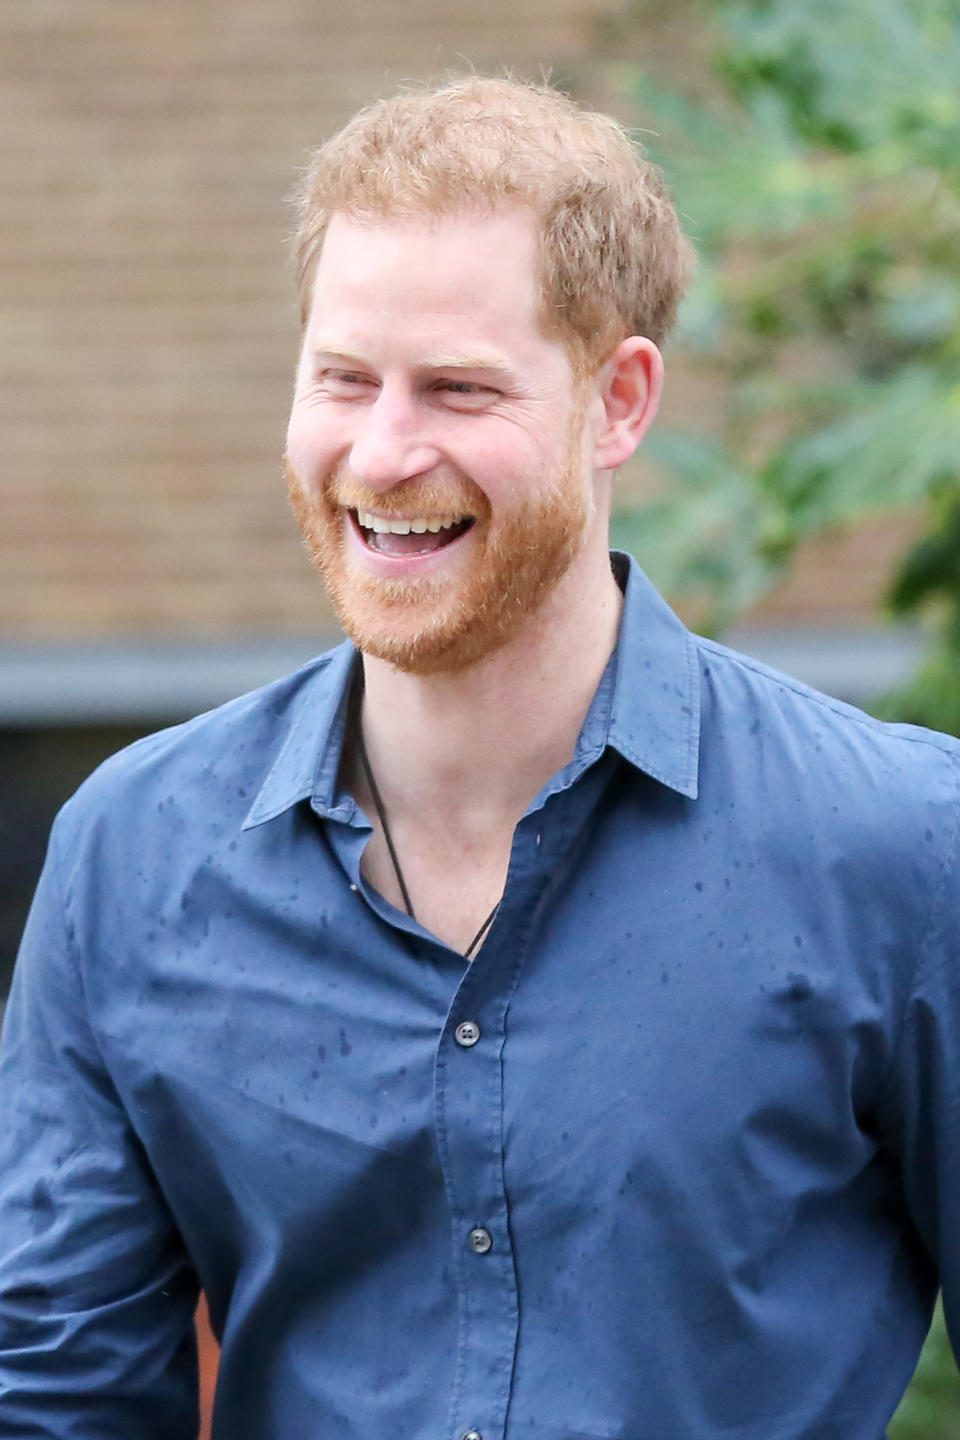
350, 507, 475, 557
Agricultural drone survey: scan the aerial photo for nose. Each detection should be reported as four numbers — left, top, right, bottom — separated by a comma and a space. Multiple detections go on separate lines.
348, 382, 440, 491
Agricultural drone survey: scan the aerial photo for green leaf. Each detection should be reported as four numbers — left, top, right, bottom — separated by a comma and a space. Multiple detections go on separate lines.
761, 369, 960, 531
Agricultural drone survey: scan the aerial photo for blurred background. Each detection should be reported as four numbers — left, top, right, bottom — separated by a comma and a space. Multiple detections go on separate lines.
2, 0, 959, 1434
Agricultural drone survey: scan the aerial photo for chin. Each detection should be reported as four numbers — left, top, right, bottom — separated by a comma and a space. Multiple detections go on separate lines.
330, 589, 512, 676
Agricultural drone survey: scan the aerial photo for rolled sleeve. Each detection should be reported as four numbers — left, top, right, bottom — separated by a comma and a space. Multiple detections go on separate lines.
0, 821, 199, 1439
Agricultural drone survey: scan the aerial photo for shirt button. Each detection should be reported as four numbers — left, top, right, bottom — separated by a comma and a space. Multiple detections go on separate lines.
468, 1227, 493, 1254
455, 1020, 481, 1047
461, 1431, 483, 1440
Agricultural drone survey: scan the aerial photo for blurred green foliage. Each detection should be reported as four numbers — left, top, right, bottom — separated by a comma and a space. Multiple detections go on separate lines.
892, 1300, 960, 1439
609, 0, 960, 732
608, 0, 960, 1431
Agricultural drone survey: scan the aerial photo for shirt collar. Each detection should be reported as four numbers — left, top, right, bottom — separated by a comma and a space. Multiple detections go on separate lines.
243, 639, 359, 828
244, 551, 700, 829
606, 552, 701, 799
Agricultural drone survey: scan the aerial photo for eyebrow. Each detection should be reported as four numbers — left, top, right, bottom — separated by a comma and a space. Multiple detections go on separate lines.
419, 352, 514, 375
309, 342, 514, 377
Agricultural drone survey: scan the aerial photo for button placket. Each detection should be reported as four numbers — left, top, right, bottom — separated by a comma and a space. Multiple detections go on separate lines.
435, 838, 557, 1440
435, 974, 524, 1440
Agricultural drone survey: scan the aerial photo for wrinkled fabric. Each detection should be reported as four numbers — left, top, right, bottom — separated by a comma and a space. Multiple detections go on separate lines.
2, 555, 960, 1440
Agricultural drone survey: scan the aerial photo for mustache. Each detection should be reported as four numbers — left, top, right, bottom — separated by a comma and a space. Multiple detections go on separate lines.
325, 468, 490, 521
283, 455, 490, 522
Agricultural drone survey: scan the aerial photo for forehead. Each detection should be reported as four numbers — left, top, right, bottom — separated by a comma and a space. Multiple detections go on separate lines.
306, 208, 561, 364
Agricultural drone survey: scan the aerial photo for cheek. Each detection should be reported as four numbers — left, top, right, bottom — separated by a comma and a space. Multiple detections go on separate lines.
464, 432, 551, 495
285, 409, 339, 483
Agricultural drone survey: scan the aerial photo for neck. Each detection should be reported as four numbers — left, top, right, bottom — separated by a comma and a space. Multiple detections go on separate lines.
356, 547, 623, 833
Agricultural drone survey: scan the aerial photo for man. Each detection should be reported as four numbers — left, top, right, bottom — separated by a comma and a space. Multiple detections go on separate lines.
1, 75, 959, 1440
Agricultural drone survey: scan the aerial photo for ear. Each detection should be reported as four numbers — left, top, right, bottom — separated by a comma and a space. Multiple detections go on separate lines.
590, 337, 663, 472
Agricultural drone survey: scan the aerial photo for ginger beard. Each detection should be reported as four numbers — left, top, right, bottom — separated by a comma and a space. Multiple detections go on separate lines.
285, 412, 594, 676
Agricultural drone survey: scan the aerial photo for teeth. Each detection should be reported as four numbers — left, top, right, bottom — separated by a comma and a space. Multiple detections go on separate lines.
355, 509, 464, 534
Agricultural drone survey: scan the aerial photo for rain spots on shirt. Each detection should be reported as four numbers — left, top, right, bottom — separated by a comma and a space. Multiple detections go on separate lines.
784, 972, 813, 1005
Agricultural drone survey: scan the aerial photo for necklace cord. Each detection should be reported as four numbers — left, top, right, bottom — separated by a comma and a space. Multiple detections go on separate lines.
356, 725, 415, 918
464, 901, 499, 959
355, 721, 500, 959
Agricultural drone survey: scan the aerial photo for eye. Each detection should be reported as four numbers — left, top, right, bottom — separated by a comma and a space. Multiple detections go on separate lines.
433, 378, 499, 410
322, 370, 377, 399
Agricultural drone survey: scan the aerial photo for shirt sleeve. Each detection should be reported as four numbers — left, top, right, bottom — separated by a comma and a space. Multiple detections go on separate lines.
0, 819, 200, 1439
877, 788, 960, 1363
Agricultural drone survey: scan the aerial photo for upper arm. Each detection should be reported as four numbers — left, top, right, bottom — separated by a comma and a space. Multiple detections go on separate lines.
875, 787, 960, 1362
0, 823, 200, 1439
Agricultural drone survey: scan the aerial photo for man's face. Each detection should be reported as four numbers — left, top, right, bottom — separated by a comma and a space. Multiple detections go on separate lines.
285, 207, 602, 675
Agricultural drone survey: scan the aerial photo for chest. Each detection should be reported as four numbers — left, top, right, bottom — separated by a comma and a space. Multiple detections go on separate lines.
359, 817, 516, 958
94, 781, 900, 1210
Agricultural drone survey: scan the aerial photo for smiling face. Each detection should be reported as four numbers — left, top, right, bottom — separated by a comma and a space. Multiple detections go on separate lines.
285, 207, 605, 675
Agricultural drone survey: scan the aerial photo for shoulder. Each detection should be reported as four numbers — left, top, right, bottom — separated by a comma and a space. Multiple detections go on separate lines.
697, 631, 960, 763
693, 632, 960, 844
51, 644, 351, 877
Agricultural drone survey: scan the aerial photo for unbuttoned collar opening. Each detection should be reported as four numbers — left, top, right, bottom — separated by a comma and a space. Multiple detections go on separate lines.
242, 553, 700, 830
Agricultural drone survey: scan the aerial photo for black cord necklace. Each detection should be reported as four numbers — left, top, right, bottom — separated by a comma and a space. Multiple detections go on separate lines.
355, 724, 500, 960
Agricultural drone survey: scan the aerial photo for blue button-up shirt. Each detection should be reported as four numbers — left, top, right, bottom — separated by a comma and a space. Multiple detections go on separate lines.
3, 556, 960, 1439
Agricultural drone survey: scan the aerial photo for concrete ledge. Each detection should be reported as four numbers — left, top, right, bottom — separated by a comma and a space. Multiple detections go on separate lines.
722, 625, 925, 704
0, 626, 926, 726
0, 640, 338, 726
